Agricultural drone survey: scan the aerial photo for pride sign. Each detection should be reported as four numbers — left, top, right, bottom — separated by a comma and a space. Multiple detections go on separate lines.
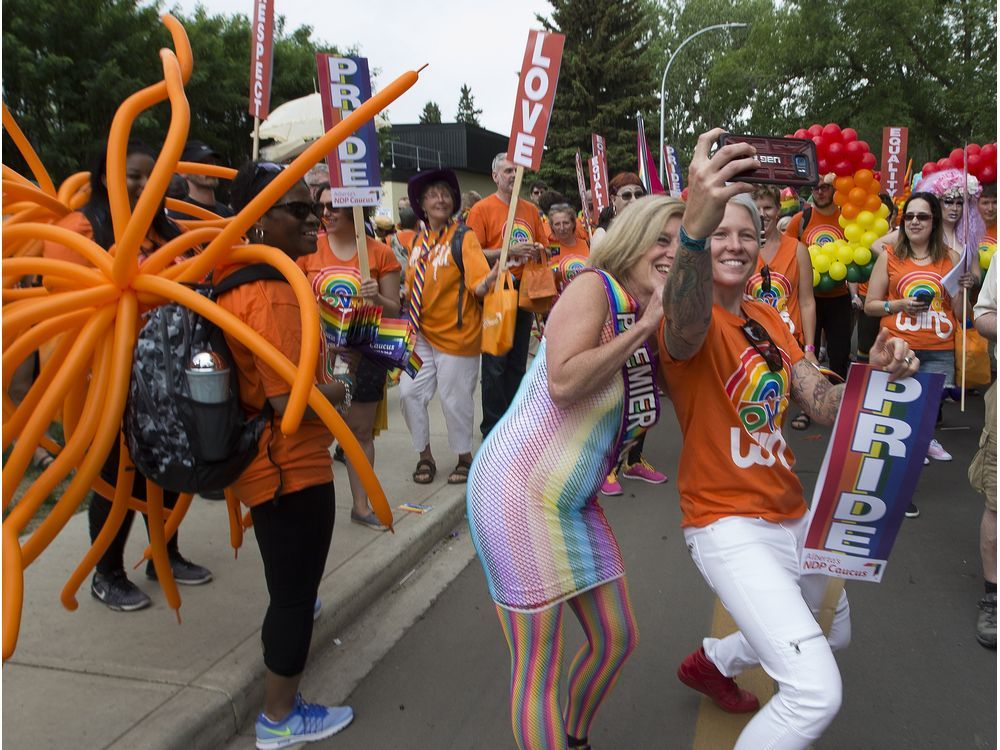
801, 364, 943, 582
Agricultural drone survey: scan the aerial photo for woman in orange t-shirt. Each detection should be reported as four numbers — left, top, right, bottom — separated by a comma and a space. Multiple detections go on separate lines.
298, 189, 401, 531
546, 202, 589, 262
864, 192, 977, 472
217, 161, 356, 743
659, 130, 918, 749
399, 169, 497, 485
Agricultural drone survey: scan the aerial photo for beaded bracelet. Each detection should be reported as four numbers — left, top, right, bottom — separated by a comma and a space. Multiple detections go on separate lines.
679, 225, 708, 252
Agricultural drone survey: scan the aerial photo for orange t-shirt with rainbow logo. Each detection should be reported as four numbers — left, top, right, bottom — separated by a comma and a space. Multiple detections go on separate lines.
465, 193, 548, 276
879, 248, 957, 351
744, 234, 805, 346
658, 301, 807, 528
297, 232, 401, 297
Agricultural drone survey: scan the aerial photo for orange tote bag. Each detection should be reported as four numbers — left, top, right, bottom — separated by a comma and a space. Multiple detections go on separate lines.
482, 270, 518, 356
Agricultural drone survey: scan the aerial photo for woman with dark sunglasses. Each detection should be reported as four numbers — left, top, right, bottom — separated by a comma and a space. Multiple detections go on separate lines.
864, 191, 978, 493
659, 129, 918, 750
216, 161, 357, 748
298, 189, 402, 532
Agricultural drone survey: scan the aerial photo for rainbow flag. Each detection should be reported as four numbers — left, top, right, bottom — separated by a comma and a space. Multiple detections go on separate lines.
636, 112, 665, 195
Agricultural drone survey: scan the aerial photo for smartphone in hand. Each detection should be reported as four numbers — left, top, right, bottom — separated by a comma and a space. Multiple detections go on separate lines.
718, 133, 819, 187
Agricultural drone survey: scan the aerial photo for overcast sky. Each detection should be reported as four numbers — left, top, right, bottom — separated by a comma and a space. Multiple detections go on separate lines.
173, 0, 553, 134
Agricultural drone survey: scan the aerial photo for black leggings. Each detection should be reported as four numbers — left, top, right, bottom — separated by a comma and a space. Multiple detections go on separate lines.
250, 482, 336, 677
88, 470, 180, 576
813, 294, 853, 379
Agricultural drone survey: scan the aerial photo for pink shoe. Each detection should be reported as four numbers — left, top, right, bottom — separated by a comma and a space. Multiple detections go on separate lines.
601, 469, 623, 496
622, 457, 668, 484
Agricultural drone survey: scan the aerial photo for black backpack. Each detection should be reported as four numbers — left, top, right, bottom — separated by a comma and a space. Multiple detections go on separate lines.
450, 223, 471, 329
123, 264, 284, 494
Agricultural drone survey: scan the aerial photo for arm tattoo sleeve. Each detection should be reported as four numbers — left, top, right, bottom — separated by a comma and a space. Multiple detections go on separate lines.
790, 359, 845, 425
661, 246, 714, 360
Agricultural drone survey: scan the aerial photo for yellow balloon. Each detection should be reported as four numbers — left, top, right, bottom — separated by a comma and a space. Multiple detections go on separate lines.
808, 243, 822, 258
877, 203, 890, 218
838, 215, 850, 229
856, 210, 875, 229
873, 218, 890, 236
829, 261, 848, 281
813, 268, 821, 286
844, 223, 863, 242
853, 246, 872, 265
859, 231, 879, 248
836, 245, 854, 265
813, 254, 831, 273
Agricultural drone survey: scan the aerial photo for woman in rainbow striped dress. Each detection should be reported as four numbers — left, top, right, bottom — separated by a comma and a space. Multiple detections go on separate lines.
467, 195, 685, 750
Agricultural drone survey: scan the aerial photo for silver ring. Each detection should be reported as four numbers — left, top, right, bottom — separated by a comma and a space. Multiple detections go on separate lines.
903, 356, 913, 365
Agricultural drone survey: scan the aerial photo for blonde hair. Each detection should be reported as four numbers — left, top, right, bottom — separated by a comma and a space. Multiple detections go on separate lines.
589, 195, 685, 278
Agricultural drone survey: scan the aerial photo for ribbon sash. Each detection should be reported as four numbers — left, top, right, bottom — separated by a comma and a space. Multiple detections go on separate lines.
588, 270, 660, 470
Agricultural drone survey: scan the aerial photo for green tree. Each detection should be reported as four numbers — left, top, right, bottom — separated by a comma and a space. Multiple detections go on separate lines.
455, 84, 483, 126
2, 1, 342, 182
652, 0, 997, 172
536, 0, 660, 195
419, 101, 442, 124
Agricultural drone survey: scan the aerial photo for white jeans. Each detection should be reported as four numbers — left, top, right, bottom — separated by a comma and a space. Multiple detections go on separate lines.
398, 334, 479, 455
684, 514, 851, 750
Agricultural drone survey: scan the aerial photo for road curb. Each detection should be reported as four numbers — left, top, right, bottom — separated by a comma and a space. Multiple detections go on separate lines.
107, 482, 469, 750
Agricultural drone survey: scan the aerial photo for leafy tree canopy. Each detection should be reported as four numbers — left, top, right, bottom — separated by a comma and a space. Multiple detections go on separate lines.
419, 101, 442, 124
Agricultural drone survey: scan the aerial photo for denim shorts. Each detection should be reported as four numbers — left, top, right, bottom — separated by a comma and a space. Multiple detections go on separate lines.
914, 348, 955, 387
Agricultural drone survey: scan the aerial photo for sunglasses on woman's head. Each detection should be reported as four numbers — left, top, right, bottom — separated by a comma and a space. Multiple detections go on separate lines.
270, 201, 324, 221
740, 314, 783, 373
617, 189, 645, 201
903, 212, 932, 223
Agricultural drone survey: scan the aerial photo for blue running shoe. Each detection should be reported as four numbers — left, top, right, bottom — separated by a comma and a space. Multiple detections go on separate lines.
255, 694, 353, 749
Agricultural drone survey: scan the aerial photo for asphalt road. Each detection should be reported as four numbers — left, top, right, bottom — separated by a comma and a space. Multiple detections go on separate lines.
248, 389, 997, 750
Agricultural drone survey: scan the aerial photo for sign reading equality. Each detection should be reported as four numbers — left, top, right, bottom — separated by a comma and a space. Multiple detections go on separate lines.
507, 30, 565, 171
590, 133, 610, 221
880, 126, 908, 200
317, 54, 382, 207
800, 364, 942, 582
574, 150, 592, 229
248, 0, 274, 121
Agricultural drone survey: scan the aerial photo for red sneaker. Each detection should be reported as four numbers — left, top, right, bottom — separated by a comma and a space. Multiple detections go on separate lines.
677, 647, 760, 713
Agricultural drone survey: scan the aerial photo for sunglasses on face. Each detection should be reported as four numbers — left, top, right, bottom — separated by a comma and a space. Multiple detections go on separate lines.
903, 212, 933, 223
617, 189, 645, 201
270, 201, 324, 221
740, 314, 783, 373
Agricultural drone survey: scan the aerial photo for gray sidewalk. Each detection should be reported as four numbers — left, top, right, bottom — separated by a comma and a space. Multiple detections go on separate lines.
2, 385, 477, 750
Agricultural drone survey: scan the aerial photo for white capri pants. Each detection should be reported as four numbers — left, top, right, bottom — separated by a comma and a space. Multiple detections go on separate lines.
399, 334, 479, 455
684, 514, 851, 750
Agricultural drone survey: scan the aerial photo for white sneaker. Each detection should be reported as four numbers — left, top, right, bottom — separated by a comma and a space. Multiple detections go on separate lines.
927, 439, 952, 462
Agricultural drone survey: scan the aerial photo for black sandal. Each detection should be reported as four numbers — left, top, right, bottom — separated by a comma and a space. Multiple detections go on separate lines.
413, 458, 436, 484
447, 458, 472, 485
791, 413, 811, 431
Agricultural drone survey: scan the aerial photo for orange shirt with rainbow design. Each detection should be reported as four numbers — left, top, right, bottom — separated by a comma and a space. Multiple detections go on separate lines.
880, 248, 957, 351
658, 301, 807, 528
297, 233, 401, 298
465, 193, 548, 276
745, 234, 805, 346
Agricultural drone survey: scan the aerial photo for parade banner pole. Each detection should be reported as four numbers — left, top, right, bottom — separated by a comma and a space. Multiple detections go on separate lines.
353, 205, 371, 281
248, 0, 273, 159
494, 165, 525, 290
961, 144, 970, 411
252, 116, 261, 161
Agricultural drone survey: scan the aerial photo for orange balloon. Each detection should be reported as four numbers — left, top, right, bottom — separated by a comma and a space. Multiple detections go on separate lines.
864, 194, 883, 212
841, 203, 860, 220
854, 169, 874, 188
834, 176, 854, 193
834, 191, 846, 206
848, 187, 867, 206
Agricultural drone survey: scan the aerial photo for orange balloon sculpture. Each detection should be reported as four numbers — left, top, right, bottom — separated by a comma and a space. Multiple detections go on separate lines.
2, 13, 424, 660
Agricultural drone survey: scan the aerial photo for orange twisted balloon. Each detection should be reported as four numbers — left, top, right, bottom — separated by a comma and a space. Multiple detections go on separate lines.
1, 13, 423, 660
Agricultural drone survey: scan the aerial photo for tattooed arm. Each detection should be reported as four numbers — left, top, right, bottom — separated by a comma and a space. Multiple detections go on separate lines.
661, 128, 759, 360
791, 328, 920, 423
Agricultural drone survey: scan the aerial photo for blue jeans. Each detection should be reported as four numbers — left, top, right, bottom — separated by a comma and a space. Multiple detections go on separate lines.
914, 348, 955, 388
480, 308, 534, 437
